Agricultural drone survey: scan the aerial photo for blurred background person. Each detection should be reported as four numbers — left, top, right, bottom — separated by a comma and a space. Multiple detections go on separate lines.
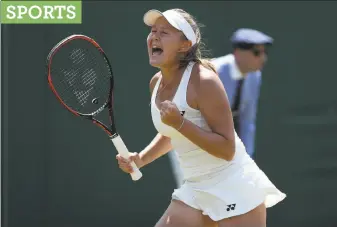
212, 28, 273, 158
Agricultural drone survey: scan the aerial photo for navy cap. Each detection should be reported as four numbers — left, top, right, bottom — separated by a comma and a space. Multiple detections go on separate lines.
230, 28, 273, 45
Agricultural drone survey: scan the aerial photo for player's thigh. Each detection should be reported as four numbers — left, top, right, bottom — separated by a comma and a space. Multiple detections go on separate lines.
155, 199, 216, 227
217, 203, 266, 227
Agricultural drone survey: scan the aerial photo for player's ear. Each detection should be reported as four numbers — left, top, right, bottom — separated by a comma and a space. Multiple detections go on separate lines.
178, 40, 192, 53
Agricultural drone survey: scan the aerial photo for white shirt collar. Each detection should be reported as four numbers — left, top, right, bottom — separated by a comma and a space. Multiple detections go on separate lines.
229, 54, 244, 80
212, 54, 244, 80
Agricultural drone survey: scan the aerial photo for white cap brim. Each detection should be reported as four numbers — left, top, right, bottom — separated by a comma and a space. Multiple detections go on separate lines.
143, 9, 197, 46
143, 10, 163, 26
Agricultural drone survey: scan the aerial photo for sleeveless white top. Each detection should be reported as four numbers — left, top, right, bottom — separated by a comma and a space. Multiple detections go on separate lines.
151, 62, 253, 180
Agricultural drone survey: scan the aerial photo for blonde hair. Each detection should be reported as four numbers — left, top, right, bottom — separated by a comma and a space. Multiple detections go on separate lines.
173, 9, 216, 73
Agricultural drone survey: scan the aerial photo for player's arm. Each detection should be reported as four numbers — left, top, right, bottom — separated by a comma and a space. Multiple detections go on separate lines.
178, 66, 236, 161
139, 134, 172, 167
138, 73, 173, 168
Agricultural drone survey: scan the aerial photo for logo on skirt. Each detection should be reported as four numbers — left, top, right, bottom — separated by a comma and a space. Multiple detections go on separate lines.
227, 204, 236, 211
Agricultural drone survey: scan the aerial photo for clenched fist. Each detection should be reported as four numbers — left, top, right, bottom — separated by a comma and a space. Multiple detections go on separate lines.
116, 152, 143, 173
159, 100, 184, 130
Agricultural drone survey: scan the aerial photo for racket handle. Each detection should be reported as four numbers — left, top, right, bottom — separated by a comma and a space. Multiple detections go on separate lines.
110, 135, 143, 181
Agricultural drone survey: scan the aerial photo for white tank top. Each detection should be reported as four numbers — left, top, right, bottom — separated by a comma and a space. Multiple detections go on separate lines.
151, 62, 253, 180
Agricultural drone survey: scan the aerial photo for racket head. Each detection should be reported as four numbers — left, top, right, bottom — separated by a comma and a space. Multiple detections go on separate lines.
47, 34, 116, 136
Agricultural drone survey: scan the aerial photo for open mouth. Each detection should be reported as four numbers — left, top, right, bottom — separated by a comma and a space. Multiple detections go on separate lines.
152, 46, 163, 56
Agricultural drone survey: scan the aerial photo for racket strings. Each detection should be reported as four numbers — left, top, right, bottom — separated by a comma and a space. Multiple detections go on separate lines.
55, 60, 101, 103
54, 55, 100, 106
50, 40, 112, 115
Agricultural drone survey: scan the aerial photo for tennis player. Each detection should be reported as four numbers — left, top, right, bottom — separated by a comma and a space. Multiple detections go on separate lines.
116, 8, 286, 227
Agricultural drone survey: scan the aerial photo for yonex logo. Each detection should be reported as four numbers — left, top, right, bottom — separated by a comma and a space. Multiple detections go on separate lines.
226, 204, 236, 211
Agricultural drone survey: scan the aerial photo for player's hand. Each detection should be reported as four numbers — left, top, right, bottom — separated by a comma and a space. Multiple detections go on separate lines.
159, 100, 184, 129
116, 152, 143, 173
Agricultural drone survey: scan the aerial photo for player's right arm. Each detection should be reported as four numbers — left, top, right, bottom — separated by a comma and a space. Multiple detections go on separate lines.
116, 73, 173, 174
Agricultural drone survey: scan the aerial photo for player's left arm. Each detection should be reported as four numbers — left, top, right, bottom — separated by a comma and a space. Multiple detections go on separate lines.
178, 66, 236, 161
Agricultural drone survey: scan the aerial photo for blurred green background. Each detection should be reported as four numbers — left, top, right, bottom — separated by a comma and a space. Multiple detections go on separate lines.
2, 1, 337, 227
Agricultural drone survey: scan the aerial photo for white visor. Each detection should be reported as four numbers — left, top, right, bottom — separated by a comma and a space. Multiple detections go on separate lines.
143, 9, 197, 46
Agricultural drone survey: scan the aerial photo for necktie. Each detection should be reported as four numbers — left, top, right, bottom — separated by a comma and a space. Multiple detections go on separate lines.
232, 79, 244, 134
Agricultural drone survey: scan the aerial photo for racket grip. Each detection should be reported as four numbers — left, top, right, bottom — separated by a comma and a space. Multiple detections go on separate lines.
111, 135, 143, 181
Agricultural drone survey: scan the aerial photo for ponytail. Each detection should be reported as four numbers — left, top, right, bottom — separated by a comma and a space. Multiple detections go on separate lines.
199, 59, 217, 73
173, 9, 217, 74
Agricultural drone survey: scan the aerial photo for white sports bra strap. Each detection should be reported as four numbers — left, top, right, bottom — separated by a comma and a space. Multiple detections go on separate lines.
151, 75, 162, 103
173, 62, 195, 106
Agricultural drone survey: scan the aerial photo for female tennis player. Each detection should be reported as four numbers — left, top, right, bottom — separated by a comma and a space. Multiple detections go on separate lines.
116, 8, 286, 227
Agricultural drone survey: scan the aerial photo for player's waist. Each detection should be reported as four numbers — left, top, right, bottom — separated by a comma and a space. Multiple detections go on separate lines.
173, 139, 246, 163
180, 162, 232, 181
175, 149, 231, 180
175, 143, 252, 181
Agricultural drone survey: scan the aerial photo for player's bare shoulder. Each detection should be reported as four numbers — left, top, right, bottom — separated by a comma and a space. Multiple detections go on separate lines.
192, 63, 223, 94
149, 72, 161, 95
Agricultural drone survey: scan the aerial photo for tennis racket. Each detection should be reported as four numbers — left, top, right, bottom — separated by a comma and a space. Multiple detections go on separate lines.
46, 34, 143, 181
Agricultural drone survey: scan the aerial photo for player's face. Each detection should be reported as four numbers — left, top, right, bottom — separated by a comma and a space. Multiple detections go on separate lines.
147, 17, 187, 68
244, 45, 268, 71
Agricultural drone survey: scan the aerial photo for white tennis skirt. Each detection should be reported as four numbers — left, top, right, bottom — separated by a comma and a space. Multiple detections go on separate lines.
171, 161, 286, 221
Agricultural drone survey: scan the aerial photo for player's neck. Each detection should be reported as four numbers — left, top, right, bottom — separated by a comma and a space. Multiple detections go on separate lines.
160, 64, 183, 85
